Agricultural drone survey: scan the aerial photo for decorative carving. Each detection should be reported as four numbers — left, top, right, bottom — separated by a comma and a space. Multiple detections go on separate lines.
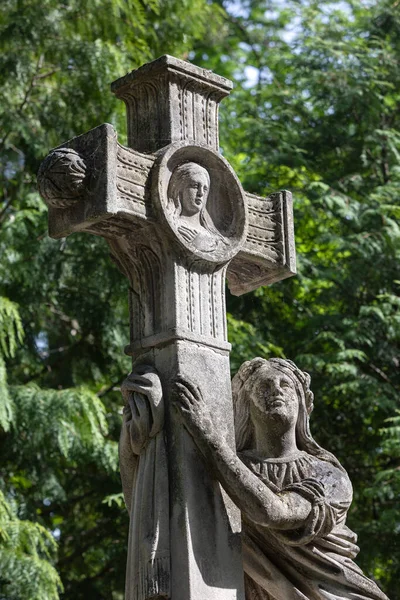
181, 262, 228, 341
227, 191, 296, 295
116, 143, 154, 220
119, 365, 170, 600
111, 55, 232, 153
37, 148, 87, 208
246, 193, 285, 259
174, 358, 389, 600
152, 141, 247, 263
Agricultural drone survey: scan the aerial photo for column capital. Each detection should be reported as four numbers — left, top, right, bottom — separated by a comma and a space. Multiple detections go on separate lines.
111, 55, 233, 153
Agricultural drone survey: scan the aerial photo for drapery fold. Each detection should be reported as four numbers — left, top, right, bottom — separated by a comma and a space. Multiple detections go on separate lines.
120, 367, 170, 600
240, 451, 388, 600
125, 432, 170, 600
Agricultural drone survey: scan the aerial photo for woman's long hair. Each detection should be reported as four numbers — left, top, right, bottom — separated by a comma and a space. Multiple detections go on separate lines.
232, 357, 344, 471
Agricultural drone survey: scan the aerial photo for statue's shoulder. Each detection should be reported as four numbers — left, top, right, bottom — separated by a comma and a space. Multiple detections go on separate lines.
309, 457, 353, 506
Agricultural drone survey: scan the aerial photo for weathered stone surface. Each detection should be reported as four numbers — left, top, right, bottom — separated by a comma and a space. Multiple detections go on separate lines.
174, 358, 390, 600
119, 366, 170, 600
38, 55, 298, 600
111, 54, 233, 153
37, 148, 87, 208
38, 124, 155, 239
152, 141, 247, 264
227, 191, 296, 295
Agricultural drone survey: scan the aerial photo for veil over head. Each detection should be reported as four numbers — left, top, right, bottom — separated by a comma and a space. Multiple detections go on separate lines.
167, 162, 227, 243
168, 162, 210, 214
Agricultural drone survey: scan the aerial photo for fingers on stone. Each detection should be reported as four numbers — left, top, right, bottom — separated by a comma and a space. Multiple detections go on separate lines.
126, 373, 152, 386
175, 382, 193, 404
178, 378, 202, 403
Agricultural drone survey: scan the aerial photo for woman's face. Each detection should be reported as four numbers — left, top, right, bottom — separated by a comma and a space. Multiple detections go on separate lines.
249, 365, 299, 427
179, 166, 210, 216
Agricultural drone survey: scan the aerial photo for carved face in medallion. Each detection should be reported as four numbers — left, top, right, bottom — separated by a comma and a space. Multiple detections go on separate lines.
179, 165, 210, 216
168, 162, 225, 253
155, 143, 247, 262
249, 365, 299, 428
168, 162, 210, 217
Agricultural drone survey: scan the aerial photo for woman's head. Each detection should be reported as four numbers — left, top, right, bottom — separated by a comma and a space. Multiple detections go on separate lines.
247, 360, 301, 431
168, 162, 210, 217
232, 357, 342, 469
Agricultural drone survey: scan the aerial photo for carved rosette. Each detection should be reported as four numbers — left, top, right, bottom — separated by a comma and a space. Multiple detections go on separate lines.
37, 148, 87, 209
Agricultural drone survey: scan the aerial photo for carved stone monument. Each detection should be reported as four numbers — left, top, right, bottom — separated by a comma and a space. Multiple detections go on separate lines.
38, 55, 387, 600
38, 55, 295, 600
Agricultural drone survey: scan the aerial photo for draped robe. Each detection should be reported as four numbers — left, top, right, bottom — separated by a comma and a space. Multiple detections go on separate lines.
119, 368, 170, 600
239, 451, 388, 600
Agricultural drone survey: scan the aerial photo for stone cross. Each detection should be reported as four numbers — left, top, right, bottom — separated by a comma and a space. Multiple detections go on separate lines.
38, 55, 296, 600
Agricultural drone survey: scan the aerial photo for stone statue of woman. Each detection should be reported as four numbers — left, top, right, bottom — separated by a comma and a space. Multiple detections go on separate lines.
174, 357, 389, 600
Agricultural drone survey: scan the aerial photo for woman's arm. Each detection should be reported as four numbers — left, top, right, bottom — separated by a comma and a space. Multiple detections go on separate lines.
174, 380, 312, 530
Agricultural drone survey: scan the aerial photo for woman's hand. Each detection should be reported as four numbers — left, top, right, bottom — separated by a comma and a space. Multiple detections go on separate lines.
177, 225, 198, 243
173, 379, 219, 448
121, 366, 164, 455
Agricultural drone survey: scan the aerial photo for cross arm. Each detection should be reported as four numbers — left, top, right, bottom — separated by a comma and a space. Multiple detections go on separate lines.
226, 190, 296, 296
38, 123, 155, 239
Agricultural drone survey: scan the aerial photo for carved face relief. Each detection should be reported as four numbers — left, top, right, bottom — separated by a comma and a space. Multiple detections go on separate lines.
178, 164, 210, 217
168, 162, 221, 253
249, 365, 299, 427
153, 142, 247, 263
168, 162, 210, 216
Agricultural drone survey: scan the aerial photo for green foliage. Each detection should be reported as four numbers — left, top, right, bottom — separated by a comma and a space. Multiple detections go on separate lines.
0, 299, 23, 360
0, 355, 12, 433
227, 313, 285, 373
0, 491, 63, 600
1, 379, 119, 599
9, 384, 118, 472
0, 298, 23, 431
